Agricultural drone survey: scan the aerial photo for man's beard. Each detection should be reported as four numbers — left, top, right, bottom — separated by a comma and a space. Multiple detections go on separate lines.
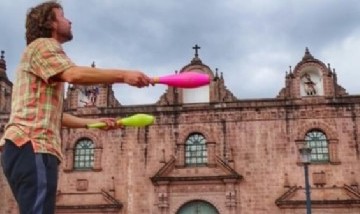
64, 31, 73, 42
59, 30, 73, 43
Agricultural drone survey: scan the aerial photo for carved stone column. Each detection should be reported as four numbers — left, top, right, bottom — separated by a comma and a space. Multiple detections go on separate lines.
224, 179, 237, 214
295, 140, 305, 165
93, 148, 103, 171
328, 139, 340, 164
207, 141, 216, 167
156, 181, 169, 214
63, 149, 73, 172
176, 144, 185, 167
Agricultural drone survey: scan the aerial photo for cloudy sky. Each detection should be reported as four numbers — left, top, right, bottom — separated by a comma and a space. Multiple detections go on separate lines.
1, 0, 360, 105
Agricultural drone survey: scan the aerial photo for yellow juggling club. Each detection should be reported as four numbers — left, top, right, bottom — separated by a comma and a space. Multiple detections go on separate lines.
87, 113, 155, 128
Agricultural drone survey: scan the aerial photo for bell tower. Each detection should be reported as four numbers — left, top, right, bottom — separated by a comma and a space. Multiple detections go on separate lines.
0, 50, 12, 113
156, 45, 237, 105
277, 47, 347, 99
63, 61, 121, 111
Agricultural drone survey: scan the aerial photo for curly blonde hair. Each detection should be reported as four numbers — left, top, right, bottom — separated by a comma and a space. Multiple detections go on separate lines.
25, 1, 62, 45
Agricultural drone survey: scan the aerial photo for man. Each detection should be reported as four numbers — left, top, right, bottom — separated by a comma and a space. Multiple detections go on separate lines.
0, 1, 152, 213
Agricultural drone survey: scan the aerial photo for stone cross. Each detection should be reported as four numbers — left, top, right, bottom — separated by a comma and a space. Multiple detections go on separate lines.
192, 44, 201, 57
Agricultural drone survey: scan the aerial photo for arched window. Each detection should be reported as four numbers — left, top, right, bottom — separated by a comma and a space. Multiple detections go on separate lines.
185, 133, 207, 166
176, 200, 219, 214
305, 130, 329, 163
74, 138, 95, 170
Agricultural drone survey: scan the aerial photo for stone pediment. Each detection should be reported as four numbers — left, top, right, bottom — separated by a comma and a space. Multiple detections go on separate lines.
151, 155, 242, 184
275, 185, 360, 208
56, 189, 122, 213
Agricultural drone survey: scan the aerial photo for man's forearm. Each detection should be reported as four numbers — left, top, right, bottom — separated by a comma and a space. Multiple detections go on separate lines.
51, 65, 151, 87
62, 113, 98, 128
55, 66, 129, 84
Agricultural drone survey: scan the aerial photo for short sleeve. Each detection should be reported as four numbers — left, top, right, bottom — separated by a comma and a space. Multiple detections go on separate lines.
31, 38, 75, 83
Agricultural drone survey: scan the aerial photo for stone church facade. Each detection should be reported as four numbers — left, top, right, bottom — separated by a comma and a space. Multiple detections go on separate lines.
0, 47, 360, 214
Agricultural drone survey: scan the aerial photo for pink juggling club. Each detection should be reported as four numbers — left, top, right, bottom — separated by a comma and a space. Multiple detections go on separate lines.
151, 71, 210, 88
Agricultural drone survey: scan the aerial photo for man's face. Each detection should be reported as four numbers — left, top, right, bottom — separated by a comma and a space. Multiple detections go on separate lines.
52, 8, 73, 43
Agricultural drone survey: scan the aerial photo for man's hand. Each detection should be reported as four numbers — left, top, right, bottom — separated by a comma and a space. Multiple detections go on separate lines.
97, 118, 123, 130
123, 71, 152, 88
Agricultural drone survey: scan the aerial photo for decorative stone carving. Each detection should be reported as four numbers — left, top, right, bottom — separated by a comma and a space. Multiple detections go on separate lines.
76, 179, 88, 191
313, 171, 326, 187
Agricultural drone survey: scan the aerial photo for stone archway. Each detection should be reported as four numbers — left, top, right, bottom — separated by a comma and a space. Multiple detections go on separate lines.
176, 200, 219, 214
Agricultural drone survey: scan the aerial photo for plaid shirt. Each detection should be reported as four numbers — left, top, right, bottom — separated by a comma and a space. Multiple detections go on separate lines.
0, 38, 75, 161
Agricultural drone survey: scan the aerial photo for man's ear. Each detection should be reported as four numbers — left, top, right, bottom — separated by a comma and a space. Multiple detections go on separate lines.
41, 21, 54, 30
49, 8, 58, 30
50, 21, 57, 30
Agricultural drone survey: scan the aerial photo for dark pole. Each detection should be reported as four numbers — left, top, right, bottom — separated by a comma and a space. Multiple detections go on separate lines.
304, 163, 312, 214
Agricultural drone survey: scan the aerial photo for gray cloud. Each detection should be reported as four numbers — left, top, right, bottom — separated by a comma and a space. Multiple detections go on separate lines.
1, 0, 360, 104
